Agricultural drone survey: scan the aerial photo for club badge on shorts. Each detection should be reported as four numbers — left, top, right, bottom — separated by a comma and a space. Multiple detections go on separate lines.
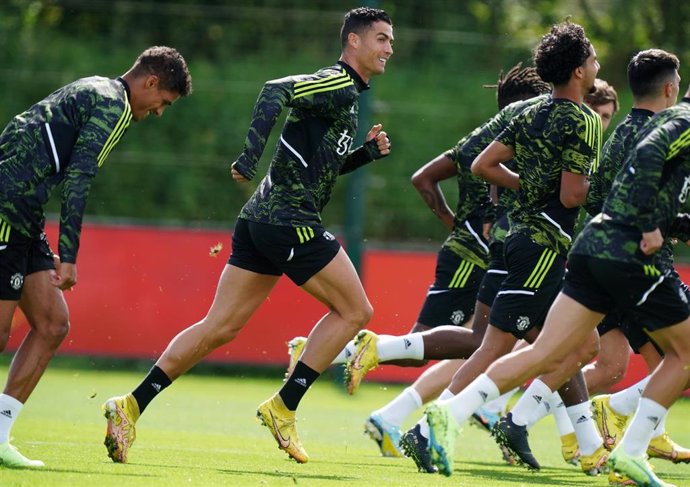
10, 273, 24, 291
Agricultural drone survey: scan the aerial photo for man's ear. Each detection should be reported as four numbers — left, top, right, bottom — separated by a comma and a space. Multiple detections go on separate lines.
145, 74, 160, 89
573, 65, 584, 80
348, 32, 360, 49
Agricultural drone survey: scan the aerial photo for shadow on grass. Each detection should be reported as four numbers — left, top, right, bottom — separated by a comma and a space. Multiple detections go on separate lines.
33, 466, 159, 478
457, 461, 597, 485
218, 468, 357, 481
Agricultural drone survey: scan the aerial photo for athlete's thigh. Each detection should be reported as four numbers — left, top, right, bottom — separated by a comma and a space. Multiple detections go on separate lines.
0, 300, 18, 341
597, 327, 630, 366
646, 317, 690, 358
300, 247, 369, 313
531, 292, 603, 359
206, 264, 280, 326
19, 269, 68, 327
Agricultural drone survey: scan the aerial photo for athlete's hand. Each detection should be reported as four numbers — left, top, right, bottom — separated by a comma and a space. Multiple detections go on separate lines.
366, 123, 390, 156
640, 228, 663, 256
53, 259, 77, 291
483, 222, 492, 241
230, 162, 249, 183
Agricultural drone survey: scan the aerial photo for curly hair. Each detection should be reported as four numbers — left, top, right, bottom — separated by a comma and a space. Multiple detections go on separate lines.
340, 7, 392, 48
492, 63, 552, 109
534, 22, 591, 86
131, 46, 193, 97
585, 78, 619, 114
627, 48, 680, 99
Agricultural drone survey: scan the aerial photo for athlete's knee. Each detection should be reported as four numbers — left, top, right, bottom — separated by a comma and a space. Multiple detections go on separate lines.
36, 314, 70, 346
211, 320, 245, 345
344, 301, 373, 330
595, 356, 628, 383
578, 334, 600, 365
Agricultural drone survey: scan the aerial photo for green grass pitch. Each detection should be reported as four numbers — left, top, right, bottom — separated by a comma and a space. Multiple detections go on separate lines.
1, 361, 689, 486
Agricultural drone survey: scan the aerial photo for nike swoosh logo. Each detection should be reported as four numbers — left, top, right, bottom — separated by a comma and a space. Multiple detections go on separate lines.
0, 245, 6, 251
351, 341, 369, 371
600, 408, 616, 448
270, 410, 291, 449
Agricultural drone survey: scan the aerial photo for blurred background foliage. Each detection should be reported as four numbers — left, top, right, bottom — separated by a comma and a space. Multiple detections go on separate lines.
1, 0, 689, 248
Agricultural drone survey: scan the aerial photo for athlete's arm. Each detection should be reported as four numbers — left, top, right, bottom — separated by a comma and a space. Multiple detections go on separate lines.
233, 68, 358, 180
631, 119, 689, 233
560, 107, 600, 209
471, 140, 519, 189
339, 124, 390, 174
560, 171, 589, 208
59, 96, 130, 265
411, 154, 457, 230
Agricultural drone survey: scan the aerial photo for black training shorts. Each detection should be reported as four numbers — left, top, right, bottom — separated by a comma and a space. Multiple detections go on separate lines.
228, 218, 341, 286
0, 220, 55, 300
489, 233, 566, 339
416, 247, 485, 328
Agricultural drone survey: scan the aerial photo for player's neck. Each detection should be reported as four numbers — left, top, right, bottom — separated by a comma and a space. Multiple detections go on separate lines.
551, 83, 585, 105
633, 98, 668, 114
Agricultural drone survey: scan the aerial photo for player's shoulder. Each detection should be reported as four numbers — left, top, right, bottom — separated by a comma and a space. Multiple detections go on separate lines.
68, 76, 123, 99
498, 94, 550, 124
47, 77, 126, 118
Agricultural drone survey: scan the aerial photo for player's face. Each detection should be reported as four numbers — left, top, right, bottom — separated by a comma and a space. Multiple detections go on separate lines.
356, 21, 394, 80
590, 101, 615, 131
131, 76, 180, 121
582, 46, 600, 93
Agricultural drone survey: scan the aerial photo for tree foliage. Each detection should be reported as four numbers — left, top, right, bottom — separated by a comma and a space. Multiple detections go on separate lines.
1, 0, 688, 244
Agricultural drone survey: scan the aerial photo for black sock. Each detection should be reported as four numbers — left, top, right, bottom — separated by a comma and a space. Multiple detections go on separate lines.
131, 365, 172, 413
279, 361, 320, 411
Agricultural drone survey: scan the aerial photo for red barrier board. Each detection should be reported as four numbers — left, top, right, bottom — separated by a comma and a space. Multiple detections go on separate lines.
7, 222, 689, 391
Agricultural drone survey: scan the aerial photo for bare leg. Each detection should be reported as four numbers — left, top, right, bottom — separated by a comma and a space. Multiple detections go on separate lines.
448, 324, 519, 394
0, 300, 18, 352
638, 341, 663, 373
4, 270, 69, 402
582, 328, 630, 394
486, 293, 604, 393
156, 264, 279, 379
642, 319, 690, 407
298, 248, 372, 372
412, 359, 465, 402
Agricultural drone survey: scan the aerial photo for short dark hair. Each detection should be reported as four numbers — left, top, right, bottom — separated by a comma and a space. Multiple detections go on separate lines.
627, 48, 680, 99
340, 7, 392, 48
534, 22, 591, 86
131, 46, 193, 97
493, 63, 551, 110
585, 78, 619, 114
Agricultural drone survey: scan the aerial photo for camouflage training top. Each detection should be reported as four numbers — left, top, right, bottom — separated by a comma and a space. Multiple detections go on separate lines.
581, 107, 675, 268
440, 133, 491, 268
439, 95, 549, 267
234, 61, 381, 227
585, 108, 654, 216
0, 76, 132, 263
459, 95, 550, 247
496, 97, 602, 256
572, 98, 690, 265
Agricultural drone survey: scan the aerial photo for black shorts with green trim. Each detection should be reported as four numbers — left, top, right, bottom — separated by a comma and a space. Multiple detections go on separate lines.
563, 253, 690, 333
476, 241, 507, 307
416, 247, 486, 328
228, 218, 341, 286
489, 233, 566, 339
596, 309, 656, 354
0, 220, 55, 300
